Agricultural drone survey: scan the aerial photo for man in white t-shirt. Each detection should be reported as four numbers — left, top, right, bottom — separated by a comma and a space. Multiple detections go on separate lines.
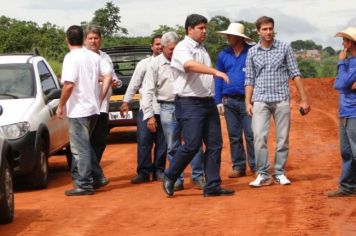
56, 25, 112, 196
84, 25, 121, 190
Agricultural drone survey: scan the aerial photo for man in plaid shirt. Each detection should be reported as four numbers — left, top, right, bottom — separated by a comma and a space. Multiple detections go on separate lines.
245, 16, 311, 187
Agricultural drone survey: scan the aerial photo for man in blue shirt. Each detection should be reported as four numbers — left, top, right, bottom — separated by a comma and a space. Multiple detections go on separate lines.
328, 26, 356, 197
245, 16, 311, 187
215, 23, 256, 178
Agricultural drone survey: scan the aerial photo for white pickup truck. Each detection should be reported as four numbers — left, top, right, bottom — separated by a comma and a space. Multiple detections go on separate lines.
0, 53, 70, 189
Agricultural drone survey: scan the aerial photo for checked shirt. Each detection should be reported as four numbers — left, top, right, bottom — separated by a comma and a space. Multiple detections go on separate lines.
245, 39, 301, 102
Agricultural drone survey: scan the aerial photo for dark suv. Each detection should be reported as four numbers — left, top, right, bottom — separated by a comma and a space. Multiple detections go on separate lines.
101, 46, 151, 128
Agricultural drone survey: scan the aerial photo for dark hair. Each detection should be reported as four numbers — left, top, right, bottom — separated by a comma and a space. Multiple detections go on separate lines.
151, 34, 162, 45
84, 24, 102, 38
184, 14, 208, 35
66, 25, 84, 46
255, 16, 274, 30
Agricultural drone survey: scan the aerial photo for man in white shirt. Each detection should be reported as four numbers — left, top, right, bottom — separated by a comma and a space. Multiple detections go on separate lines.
141, 31, 205, 191
120, 36, 167, 184
56, 25, 111, 196
162, 14, 235, 197
84, 25, 121, 189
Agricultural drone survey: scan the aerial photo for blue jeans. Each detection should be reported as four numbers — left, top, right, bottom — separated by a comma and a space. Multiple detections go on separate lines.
165, 97, 222, 193
136, 110, 167, 177
69, 115, 103, 190
160, 103, 204, 184
339, 118, 356, 193
223, 96, 255, 173
252, 100, 290, 178
91, 112, 109, 163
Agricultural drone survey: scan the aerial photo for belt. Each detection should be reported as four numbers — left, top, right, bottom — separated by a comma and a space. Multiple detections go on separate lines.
157, 100, 174, 104
225, 94, 245, 100
176, 96, 213, 101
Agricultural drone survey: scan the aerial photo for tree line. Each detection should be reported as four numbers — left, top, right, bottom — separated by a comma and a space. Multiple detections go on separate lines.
0, 1, 338, 78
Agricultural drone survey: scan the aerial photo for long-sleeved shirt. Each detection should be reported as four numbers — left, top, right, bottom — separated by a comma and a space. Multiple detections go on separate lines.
334, 56, 356, 118
171, 36, 214, 97
245, 39, 301, 102
123, 55, 160, 114
214, 45, 251, 104
141, 54, 175, 120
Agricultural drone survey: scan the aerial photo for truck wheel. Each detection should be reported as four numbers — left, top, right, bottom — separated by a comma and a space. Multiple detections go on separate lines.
0, 158, 14, 224
28, 137, 48, 189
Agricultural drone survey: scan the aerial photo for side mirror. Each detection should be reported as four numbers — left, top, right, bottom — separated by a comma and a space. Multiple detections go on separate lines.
46, 89, 61, 100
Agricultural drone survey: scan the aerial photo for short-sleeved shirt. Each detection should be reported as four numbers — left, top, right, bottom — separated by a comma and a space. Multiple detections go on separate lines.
245, 39, 301, 102
99, 50, 119, 113
61, 47, 111, 118
171, 36, 214, 97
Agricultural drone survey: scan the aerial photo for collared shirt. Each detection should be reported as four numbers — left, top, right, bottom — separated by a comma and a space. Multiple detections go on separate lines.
123, 55, 160, 114
99, 50, 120, 113
245, 39, 301, 102
141, 54, 175, 120
334, 56, 356, 118
61, 47, 111, 118
171, 36, 214, 97
214, 45, 251, 104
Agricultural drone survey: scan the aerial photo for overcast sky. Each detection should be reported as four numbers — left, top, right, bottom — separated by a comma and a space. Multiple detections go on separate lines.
1, 0, 356, 49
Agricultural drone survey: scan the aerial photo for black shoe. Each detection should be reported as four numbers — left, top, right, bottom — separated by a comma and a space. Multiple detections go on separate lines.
93, 177, 109, 189
162, 174, 174, 197
174, 182, 184, 191
327, 189, 356, 197
65, 188, 94, 196
203, 188, 235, 197
131, 175, 150, 184
191, 178, 206, 190
152, 171, 164, 182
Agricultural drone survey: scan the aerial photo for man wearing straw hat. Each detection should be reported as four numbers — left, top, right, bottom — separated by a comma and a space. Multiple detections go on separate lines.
327, 26, 356, 197
215, 22, 256, 179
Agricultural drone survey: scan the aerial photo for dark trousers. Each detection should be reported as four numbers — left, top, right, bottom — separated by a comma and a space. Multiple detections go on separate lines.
165, 97, 222, 193
136, 110, 167, 177
91, 112, 109, 163
224, 96, 255, 172
339, 118, 356, 193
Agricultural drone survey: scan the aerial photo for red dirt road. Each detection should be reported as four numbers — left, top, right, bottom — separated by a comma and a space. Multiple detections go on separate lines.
1, 78, 356, 235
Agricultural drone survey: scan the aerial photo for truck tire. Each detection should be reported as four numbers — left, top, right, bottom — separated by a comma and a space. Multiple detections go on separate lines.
28, 137, 48, 189
0, 158, 14, 224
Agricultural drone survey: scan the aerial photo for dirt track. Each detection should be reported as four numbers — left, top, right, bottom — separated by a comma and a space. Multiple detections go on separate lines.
1, 78, 356, 236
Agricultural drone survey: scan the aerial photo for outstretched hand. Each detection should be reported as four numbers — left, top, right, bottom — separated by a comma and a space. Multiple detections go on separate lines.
215, 70, 229, 84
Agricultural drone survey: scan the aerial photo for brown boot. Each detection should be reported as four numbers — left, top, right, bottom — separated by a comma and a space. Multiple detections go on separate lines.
228, 169, 246, 178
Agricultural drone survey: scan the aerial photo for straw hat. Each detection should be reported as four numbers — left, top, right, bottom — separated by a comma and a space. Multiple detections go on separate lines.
335, 26, 356, 42
217, 23, 253, 42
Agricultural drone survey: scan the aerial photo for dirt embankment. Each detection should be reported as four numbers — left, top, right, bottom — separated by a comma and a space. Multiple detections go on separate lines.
1, 78, 356, 236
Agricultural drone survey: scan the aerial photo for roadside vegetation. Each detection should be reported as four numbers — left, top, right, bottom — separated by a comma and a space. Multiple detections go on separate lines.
0, 1, 338, 78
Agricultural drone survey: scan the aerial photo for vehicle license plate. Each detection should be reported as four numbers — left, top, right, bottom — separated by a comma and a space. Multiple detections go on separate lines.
109, 111, 133, 120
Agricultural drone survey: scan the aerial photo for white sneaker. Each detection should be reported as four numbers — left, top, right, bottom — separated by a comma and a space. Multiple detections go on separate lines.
249, 174, 272, 187
273, 174, 291, 185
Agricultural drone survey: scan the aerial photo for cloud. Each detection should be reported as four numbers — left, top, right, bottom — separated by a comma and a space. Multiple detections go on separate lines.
23, 0, 101, 10
347, 16, 356, 26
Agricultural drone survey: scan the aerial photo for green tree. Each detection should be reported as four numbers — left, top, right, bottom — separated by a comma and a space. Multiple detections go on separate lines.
323, 46, 336, 56
291, 40, 323, 51
318, 56, 338, 77
205, 16, 231, 64
91, 1, 128, 37
152, 24, 185, 39
297, 59, 318, 78
236, 20, 259, 43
